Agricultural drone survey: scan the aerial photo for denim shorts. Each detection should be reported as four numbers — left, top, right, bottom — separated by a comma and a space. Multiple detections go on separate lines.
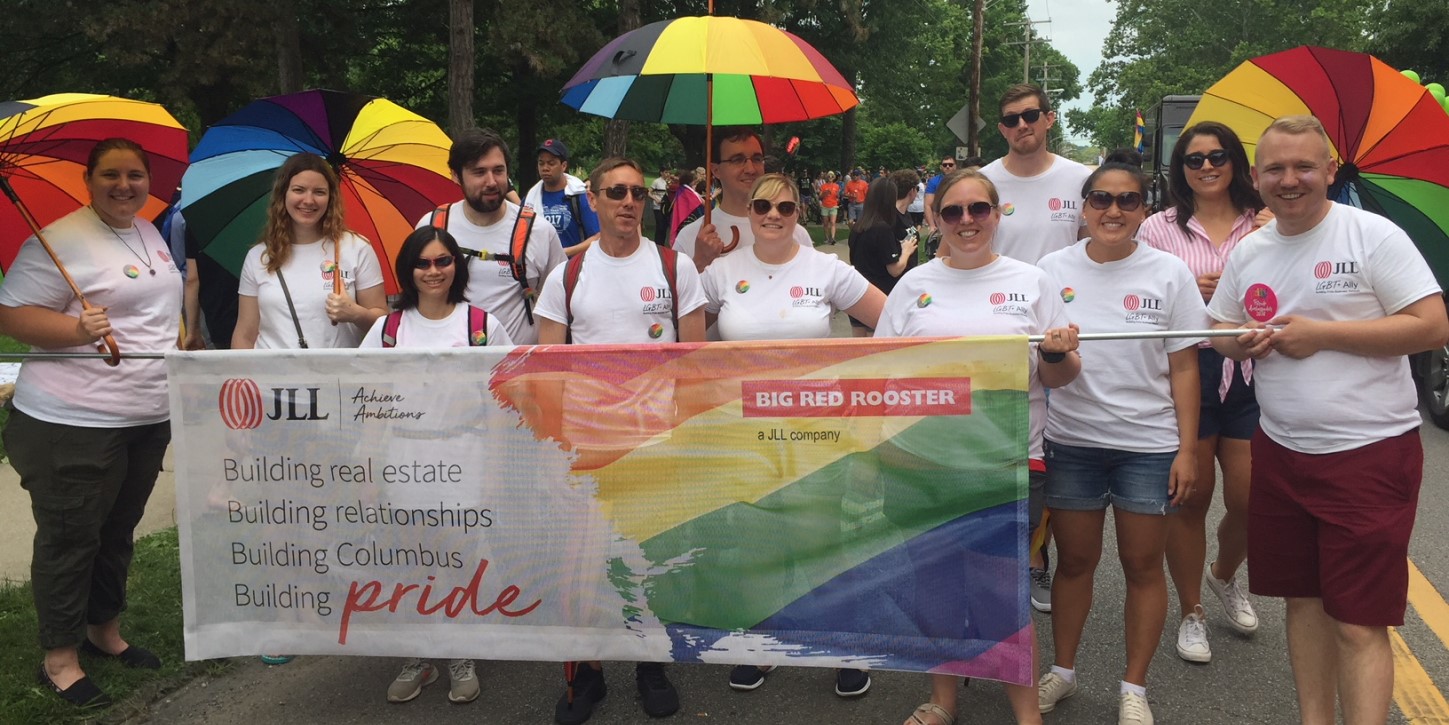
1198, 347, 1259, 440
1043, 440, 1177, 515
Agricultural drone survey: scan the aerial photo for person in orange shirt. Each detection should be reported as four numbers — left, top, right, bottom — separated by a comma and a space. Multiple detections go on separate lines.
844, 170, 870, 229
818, 170, 842, 244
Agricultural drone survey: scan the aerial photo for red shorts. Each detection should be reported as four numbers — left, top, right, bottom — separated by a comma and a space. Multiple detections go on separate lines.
1248, 429, 1422, 626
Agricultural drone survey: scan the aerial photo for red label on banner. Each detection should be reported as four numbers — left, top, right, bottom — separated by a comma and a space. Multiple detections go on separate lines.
741, 378, 972, 418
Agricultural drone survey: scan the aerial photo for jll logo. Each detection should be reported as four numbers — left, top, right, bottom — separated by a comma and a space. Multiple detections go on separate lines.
218, 379, 330, 429
1124, 294, 1141, 311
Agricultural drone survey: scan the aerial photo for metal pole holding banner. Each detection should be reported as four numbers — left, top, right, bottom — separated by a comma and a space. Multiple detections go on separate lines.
0, 330, 1260, 360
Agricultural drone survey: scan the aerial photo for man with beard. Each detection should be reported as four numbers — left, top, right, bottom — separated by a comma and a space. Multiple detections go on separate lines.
981, 84, 1091, 264
673, 127, 811, 273
419, 128, 567, 344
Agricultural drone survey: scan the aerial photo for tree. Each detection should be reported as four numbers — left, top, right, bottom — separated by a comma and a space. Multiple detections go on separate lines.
1367, 0, 1449, 84
448, 0, 476, 136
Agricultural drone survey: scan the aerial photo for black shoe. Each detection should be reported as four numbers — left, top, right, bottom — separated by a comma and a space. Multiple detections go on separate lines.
636, 662, 679, 717
834, 668, 871, 698
728, 664, 775, 691
555, 664, 607, 725
38, 666, 111, 708
79, 639, 162, 669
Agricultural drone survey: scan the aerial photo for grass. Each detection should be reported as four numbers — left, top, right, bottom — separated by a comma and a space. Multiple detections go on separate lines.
0, 334, 23, 463
0, 527, 225, 724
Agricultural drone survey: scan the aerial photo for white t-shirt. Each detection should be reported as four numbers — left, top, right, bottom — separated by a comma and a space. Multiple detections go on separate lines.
876, 256, 1068, 459
672, 207, 812, 263
907, 182, 926, 213
0, 207, 182, 426
358, 304, 514, 348
1207, 203, 1441, 453
980, 154, 1092, 264
416, 201, 567, 345
238, 232, 384, 349
1038, 241, 1207, 452
534, 238, 708, 344
701, 247, 868, 341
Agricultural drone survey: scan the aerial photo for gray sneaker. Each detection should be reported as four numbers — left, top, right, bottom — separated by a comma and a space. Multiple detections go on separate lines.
1030, 567, 1052, 613
1038, 671, 1077, 713
448, 658, 480, 704
387, 658, 439, 703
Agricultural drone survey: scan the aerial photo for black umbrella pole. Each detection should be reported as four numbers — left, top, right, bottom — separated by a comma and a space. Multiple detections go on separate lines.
0, 176, 123, 366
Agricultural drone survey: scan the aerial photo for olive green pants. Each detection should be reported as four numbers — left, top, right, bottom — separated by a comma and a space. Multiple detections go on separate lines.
4, 408, 170, 649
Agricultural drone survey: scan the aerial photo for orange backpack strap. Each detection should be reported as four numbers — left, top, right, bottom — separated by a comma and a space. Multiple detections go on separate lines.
509, 206, 538, 323
561, 250, 587, 344
429, 204, 450, 230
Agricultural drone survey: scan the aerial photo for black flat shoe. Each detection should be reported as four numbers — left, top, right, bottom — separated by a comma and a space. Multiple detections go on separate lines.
37, 666, 112, 708
79, 639, 162, 669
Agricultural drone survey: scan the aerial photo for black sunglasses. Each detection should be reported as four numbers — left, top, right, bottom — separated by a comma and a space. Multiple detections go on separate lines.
1183, 149, 1230, 170
938, 201, 996, 224
750, 199, 798, 216
413, 255, 457, 270
999, 108, 1045, 127
1085, 190, 1144, 212
602, 185, 649, 201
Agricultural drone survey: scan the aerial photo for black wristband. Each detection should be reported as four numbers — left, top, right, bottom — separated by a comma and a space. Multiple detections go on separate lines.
1040, 350, 1067, 363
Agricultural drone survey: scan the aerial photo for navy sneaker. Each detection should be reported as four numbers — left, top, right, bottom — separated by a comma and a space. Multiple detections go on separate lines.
555, 664, 607, 725
834, 668, 871, 697
728, 664, 775, 691
636, 662, 679, 717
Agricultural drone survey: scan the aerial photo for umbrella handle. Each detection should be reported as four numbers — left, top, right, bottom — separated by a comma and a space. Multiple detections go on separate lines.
331, 237, 343, 326
0, 177, 122, 366
722, 225, 740, 253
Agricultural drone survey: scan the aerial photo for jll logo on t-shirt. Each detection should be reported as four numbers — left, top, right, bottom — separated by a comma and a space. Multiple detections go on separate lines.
1123, 294, 1164, 324
991, 291, 1030, 316
1313, 260, 1361, 294
790, 285, 825, 307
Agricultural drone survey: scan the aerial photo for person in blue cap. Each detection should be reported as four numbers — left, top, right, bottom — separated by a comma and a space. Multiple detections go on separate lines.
525, 138, 601, 258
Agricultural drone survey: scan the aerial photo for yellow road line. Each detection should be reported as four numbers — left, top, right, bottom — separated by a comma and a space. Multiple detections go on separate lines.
1389, 628, 1449, 722
1408, 559, 1449, 651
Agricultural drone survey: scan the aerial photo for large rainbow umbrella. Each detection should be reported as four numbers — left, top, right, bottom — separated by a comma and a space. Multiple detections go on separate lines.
1189, 46, 1449, 286
180, 89, 457, 294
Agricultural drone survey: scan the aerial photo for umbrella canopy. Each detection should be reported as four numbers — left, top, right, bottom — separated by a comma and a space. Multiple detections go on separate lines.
1189, 46, 1449, 287
0, 93, 189, 273
561, 16, 858, 125
180, 89, 457, 294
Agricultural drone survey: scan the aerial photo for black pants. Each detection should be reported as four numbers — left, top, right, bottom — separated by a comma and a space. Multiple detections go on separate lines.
4, 409, 170, 649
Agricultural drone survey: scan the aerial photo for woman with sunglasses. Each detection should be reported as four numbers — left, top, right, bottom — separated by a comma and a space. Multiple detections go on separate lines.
847, 177, 919, 336
702, 173, 885, 698
358, 225, 508, 705
1137, 122, 1265, 665
1034, 158, 1206, 725
880, 168, 1079, 725
232, 153, 387, 350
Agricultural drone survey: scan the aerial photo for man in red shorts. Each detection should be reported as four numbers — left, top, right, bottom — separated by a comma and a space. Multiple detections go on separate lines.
1208, 115, 1449, 724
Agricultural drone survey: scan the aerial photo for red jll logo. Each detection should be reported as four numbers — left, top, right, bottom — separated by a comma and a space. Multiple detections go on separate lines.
640, 287, 657, 302
1314, 261, 1332, 279
790, 286, 805, 299
1123, 294, 1141, 311
219, 378, 264, 430
990, 292, 1006, 305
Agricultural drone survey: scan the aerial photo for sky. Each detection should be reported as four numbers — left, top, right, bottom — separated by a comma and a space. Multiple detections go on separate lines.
1025, 0, 1115, 144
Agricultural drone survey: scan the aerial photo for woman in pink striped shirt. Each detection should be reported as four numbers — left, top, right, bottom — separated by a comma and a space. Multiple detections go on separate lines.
1138, 121, 1267, 665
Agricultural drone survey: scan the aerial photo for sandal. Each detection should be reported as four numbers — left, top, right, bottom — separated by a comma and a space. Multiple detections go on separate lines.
909, 702, 955, 725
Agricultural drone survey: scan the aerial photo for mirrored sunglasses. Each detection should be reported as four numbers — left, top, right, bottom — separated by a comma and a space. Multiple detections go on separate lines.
750, 199, 798, 216
413, 255, 457, 270
603, 185, 649, 201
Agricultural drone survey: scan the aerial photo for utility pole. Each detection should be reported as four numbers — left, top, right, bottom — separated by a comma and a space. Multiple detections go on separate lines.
1005, 19, 1050, 84
969, 0, 985, 156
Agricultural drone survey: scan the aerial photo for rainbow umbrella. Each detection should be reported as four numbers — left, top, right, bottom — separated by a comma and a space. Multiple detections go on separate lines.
0, 93, 188, 273
1189, 46, 1449, 286
180, 89, 456, 294
561, 16, 857, 124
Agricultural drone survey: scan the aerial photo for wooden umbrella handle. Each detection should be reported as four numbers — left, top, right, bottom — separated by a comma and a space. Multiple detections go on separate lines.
1, 177, 122, 366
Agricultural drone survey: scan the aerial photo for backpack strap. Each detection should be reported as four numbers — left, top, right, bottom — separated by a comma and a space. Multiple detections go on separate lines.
567, 193, 586, 239
466, 305, 489, 346
429, 204, 450, 231
509, 206, 538, 324
561, 250, 587, 345
658, 245, 680, 337
380, 310, 405, 348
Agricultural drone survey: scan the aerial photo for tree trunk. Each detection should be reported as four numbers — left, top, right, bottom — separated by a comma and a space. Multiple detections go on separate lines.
838, 69, 859, 172
448, 0, 476, 137
514, 58, 540, 192
275, 1, 304, 94
602, 0, 642, 158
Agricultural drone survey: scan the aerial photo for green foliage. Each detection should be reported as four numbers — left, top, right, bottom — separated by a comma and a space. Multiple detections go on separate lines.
1367, 0, 1449, 85
856, 120, 935, 171
1072, 0, 1370, 149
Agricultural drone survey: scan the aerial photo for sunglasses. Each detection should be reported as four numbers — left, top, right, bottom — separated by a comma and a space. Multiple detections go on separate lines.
999, 108, 1044, 127
750, 199, 798, 216
940, 162, 957, 169
1183, 149, 1230, 170
938, 201, 996, 224
413, 255, 457, 271
1085, 190, 1144, 212
602, 185, 649, 201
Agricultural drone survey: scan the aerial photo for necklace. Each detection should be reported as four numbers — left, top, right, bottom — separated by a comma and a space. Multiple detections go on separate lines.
93, 206, 155, 276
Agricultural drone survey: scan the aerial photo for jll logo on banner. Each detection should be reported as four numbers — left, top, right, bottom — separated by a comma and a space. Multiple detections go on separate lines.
219, 378, 330, 430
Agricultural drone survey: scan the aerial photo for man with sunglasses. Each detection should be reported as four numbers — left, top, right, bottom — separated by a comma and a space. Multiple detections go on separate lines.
535, 157, 707, 725
419, 128, 567, 344
980, 83, 1092, 264
922, 155, 957, 230
674, 127, 811, 274
1209, 115, 1448, 725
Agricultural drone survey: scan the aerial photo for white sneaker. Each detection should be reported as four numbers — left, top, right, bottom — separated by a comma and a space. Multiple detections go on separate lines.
1176, 605, 1211, 663
1205, 563, 1259, 634
447, 658, 480, 703
1119, 691, 1154, 724
1037, 671, 1077, 713
387, 658, 439, 703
